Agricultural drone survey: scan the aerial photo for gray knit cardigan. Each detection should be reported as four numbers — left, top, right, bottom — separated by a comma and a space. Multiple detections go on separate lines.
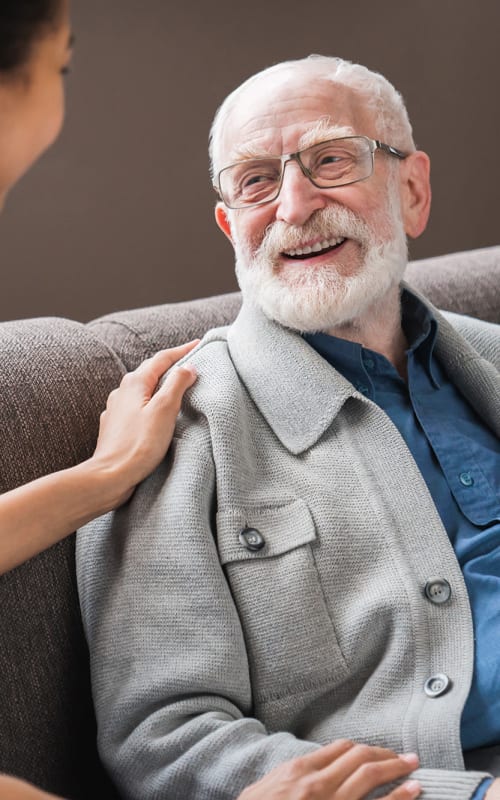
77, 288, 500, 800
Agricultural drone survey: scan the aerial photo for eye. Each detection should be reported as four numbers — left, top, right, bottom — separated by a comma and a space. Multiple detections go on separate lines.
243, 173, 270, 187
319, 154, 343, 165
61, 65, 71, 76
239, 163, 280, 187
314, 146, 351, 165
308, 143, 357, 178
233, 161, 281, 197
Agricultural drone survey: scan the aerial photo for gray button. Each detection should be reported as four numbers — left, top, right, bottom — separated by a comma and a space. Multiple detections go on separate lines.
424, 673, 451, 697
425, 578, 451, 605
459, 471, 474, 487
239, 527, 265, 552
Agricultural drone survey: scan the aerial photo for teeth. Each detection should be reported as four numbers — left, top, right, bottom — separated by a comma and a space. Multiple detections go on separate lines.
284, 237, 345, 257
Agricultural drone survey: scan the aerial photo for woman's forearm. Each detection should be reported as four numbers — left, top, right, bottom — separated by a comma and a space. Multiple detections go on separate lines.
0, 459, 126, 572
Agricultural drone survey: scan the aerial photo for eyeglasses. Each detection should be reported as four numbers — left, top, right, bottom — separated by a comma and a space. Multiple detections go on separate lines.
214, 135, 408, 210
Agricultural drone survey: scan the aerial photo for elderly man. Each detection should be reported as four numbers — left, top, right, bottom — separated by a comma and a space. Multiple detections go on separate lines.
77, 56, 500, 800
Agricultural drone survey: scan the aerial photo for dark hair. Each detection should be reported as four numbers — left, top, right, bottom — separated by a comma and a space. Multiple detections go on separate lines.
0, 0, 63, 74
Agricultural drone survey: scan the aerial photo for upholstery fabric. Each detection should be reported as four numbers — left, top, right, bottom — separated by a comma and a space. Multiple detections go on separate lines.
88, 292, 243, 370
0, 318, 123, 800
404, 246, 500, 324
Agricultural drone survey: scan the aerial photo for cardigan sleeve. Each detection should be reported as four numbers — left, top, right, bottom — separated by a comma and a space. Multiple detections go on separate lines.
76, 420, 319, 800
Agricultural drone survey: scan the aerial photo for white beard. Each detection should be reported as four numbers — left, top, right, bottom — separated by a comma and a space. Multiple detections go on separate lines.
233, 200, 408, 333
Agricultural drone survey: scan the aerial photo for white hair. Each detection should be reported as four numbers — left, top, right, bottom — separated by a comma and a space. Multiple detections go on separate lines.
209, 55, 415, 180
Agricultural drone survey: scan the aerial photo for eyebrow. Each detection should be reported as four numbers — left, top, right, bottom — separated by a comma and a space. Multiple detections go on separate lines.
298, 123, 355, 150
229, 143, 275, 163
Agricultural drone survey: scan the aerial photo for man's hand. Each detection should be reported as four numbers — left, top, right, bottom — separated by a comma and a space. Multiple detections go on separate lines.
485, 778, 500, 799
237, 740, 420, 800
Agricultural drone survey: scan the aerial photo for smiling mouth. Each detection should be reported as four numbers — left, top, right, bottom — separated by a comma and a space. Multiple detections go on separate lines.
282, 236, 347, 260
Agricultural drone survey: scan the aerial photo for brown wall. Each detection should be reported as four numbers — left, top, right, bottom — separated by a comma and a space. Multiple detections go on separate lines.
1, 0, 499, 322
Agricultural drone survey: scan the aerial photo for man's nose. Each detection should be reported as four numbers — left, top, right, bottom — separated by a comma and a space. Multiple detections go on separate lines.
274, 159, 327, 226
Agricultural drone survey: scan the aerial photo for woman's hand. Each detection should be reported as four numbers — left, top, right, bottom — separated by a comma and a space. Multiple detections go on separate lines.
237, 740, 421, 800
91, 341, 198, 507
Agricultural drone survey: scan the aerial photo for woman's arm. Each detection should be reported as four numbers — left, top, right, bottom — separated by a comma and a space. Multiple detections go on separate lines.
0, 342, 197, 574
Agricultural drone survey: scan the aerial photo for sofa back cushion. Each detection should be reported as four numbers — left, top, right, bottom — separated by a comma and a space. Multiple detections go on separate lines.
88, 246, 500, 370
405, 245, 500, 323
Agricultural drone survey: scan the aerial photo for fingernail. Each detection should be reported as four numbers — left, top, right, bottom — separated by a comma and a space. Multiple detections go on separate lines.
403, 779, 421, 796
400, 752, 419, 766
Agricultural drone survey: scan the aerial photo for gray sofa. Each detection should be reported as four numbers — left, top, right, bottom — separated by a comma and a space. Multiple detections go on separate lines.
0, 246, 498, 799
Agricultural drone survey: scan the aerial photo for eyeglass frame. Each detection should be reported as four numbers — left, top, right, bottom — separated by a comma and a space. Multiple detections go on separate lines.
214, 135, 409, 210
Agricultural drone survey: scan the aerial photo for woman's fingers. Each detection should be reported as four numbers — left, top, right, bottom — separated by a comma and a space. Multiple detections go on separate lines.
153, 362, 197, 410
321, 744, 415, 791
91, 342, 199, 500
291, 739, 355, 770
333, 750, 419, 800
112, 341, 199, 404
103, 341, 198, 418
134, 341, 199, 389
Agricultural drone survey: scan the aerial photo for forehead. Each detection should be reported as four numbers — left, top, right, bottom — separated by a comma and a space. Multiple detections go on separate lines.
221, 70, 377, 164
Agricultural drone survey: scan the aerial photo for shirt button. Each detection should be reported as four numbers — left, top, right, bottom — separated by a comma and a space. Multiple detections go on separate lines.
239, 527, 265, 552
424, 578, 452, 605
424, 673, 451, 698
459, 471, 474, 487
364, 357, 375, 371
357, 383, 369, 396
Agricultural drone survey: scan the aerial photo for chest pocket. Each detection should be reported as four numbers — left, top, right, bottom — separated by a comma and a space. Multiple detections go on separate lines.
217, 499, 349, 706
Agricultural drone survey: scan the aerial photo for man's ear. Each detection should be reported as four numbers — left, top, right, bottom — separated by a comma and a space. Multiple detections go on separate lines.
215, 203, 234, 243
399, 151, 432, 239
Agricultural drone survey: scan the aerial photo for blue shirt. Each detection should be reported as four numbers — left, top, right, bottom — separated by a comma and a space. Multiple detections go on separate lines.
304, 291, 500, 799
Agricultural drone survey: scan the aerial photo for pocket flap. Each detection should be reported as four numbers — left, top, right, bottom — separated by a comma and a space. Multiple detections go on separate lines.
217, 498, 317, 565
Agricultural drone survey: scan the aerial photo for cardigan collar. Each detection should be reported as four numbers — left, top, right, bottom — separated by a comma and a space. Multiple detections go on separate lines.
227, 300, 362, 455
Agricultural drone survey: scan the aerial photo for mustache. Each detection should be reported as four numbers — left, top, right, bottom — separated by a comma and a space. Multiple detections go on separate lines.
254, 206, 374, 260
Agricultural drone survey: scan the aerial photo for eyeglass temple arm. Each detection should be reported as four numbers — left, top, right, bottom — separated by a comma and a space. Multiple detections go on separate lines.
375, 141, 408, 160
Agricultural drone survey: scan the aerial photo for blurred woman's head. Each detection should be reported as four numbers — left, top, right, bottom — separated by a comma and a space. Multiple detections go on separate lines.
0, 0, 72, 207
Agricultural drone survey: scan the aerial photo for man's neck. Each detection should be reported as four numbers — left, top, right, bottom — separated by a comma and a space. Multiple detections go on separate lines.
325, 285, 409, 380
